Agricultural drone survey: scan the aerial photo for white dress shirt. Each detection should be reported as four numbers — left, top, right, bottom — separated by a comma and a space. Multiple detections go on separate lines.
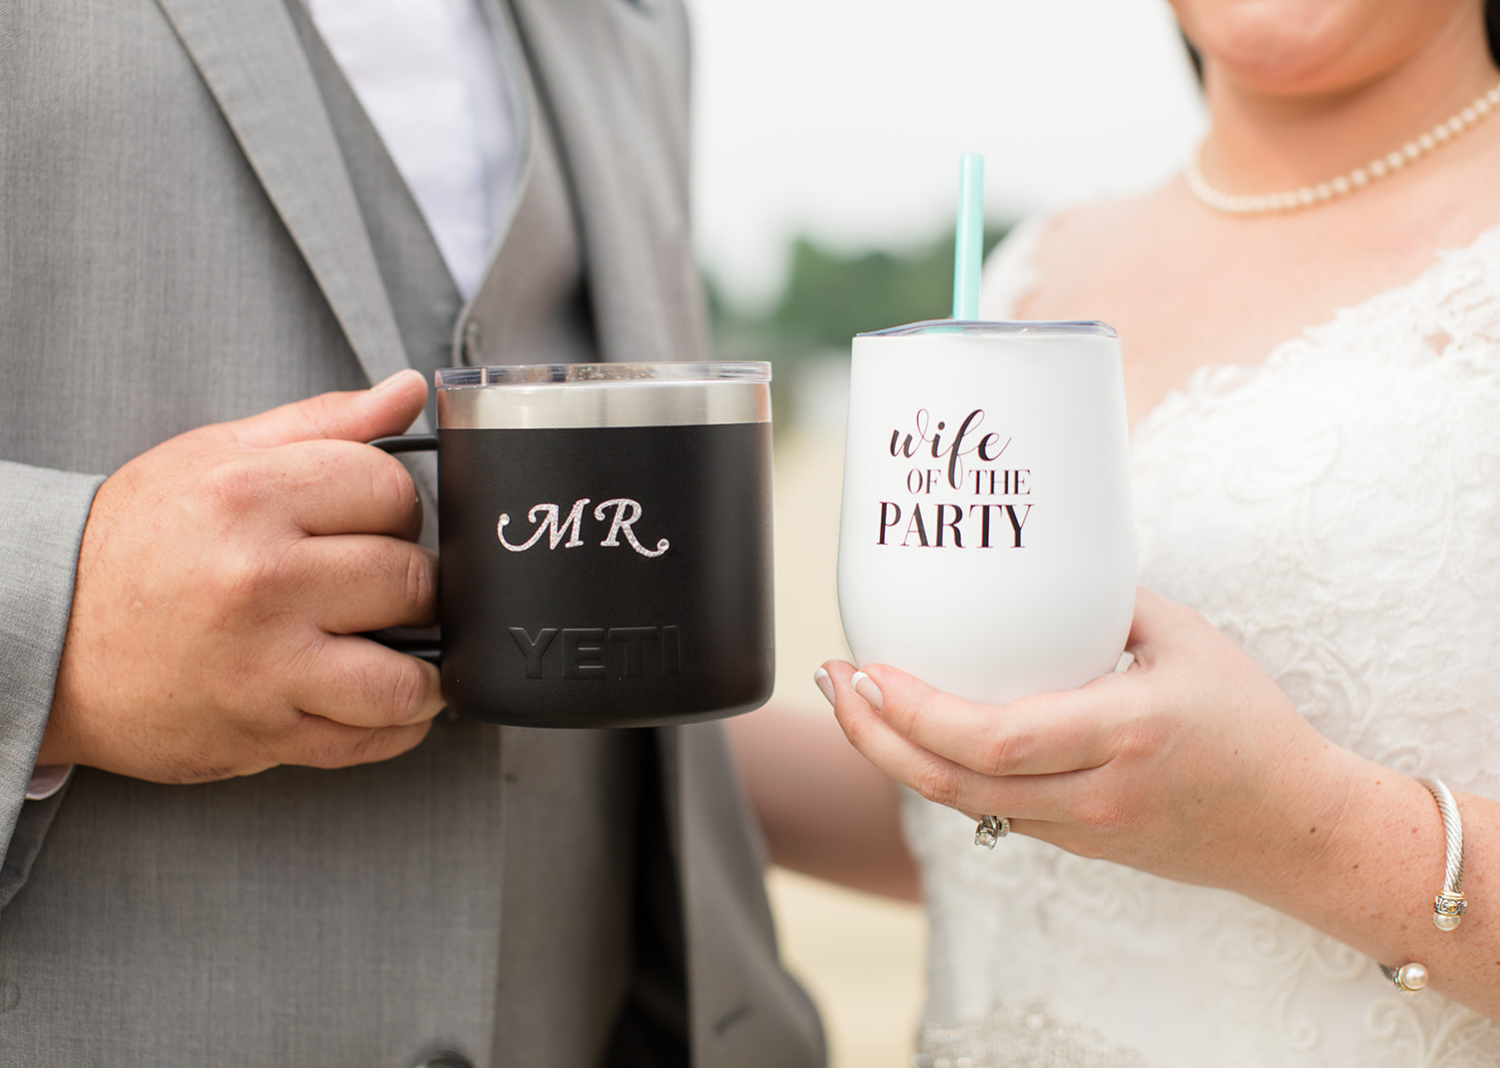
305, 0, 521, 299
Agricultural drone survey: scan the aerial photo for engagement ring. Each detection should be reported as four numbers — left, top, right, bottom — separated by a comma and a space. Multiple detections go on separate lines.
975, 815, 1009, 848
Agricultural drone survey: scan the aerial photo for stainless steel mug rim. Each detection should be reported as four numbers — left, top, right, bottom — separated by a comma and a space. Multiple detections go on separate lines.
436, 362, 772, 429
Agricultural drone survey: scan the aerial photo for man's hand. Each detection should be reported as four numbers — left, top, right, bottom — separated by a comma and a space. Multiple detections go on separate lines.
38, 370, 444, 784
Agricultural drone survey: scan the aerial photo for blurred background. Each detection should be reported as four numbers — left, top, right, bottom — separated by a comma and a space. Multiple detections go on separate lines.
686, 1, 1204, 1064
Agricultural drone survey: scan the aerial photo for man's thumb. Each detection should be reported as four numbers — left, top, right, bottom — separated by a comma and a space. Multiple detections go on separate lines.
198, 370, 428, 448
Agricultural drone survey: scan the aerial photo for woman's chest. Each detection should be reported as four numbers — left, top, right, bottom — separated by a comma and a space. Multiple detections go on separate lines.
1016, 210, 1463, 430
1130, 342, 1500, 786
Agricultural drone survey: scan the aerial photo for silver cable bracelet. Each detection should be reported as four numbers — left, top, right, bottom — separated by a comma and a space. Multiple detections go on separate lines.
1379, 776, 1466, 993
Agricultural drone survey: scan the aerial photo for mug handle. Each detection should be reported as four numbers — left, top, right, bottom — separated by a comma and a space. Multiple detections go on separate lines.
369, 433, 438, 455
365, 434, 441, 664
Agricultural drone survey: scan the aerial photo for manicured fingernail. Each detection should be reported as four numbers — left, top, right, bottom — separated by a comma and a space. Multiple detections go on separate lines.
851, 671, 884, 711
813, 668, 835, 706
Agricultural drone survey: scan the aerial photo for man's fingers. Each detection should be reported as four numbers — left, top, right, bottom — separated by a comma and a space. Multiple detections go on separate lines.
289, 535, 438, 633
288, 636, 445, 730
261, 439, 424, 538
196, 370, 428, 449
286, 717, 436, 771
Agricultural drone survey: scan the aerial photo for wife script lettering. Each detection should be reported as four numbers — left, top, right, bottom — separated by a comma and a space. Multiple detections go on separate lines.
878, 407, 1033, 550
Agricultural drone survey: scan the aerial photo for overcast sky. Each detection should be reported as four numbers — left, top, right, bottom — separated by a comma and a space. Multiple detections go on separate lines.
689, 0, 1206, 305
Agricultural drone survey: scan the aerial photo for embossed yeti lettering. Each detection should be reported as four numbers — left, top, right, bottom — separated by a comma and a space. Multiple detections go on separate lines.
507, 626, 682, 680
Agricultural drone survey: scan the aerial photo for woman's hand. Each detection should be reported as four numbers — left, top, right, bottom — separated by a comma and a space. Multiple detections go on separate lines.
820, 587, 1366, 900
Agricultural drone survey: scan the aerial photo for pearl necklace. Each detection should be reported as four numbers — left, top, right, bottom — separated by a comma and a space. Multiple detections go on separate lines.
1184, 82, 1500, 215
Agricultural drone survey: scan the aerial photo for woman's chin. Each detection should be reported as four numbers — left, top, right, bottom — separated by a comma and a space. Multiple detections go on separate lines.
1178, 0, 1469, 97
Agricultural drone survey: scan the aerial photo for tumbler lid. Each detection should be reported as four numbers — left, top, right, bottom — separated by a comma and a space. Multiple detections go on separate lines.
859, 320, 1116, 339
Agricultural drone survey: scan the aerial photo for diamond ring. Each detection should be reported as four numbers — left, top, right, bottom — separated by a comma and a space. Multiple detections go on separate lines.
975, 815, 1009, 848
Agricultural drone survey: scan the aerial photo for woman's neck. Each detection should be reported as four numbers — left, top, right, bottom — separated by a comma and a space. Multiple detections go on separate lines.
1200, 13, 1500, 194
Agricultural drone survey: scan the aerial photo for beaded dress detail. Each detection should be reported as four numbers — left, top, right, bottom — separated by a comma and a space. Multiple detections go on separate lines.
902, 213, 1500, 1067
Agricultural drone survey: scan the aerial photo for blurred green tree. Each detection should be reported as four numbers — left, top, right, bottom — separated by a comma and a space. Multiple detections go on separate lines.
707, 223, 1011, 430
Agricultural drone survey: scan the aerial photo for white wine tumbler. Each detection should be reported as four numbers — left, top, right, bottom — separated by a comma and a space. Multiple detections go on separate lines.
837, 320, 1135, 705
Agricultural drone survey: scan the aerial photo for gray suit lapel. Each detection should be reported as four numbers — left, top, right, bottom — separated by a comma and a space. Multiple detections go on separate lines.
152, 0, 421, 423
504, 0, 710, 367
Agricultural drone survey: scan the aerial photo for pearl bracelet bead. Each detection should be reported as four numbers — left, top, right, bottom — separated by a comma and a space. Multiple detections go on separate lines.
1388, 962, 1429, 993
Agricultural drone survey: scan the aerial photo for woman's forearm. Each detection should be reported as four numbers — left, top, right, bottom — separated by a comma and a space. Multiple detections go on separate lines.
726, 701, 920, 901
1254, 750, 1500, 1017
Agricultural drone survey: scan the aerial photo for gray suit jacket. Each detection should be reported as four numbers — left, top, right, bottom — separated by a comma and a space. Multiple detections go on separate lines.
0, 1, 824, 1065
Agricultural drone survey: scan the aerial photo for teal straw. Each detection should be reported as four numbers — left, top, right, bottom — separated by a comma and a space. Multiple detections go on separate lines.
951, 153, 985, 321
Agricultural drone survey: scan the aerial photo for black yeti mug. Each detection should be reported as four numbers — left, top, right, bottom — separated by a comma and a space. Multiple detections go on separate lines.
375, 362, 774, 728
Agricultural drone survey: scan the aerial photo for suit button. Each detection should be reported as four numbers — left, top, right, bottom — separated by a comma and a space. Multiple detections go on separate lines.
415, 1053, 474, 1068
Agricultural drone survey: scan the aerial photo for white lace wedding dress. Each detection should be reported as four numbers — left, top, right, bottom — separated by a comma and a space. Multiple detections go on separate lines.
902, 213, 1500, 1067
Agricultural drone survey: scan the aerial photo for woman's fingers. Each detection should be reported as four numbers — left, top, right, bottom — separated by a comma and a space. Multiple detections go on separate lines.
1120, 585, 1215, 672
814, 593, 1217, 838
837, 660, 1133, 779
822, 661, 1083, 828
839, 591, 1201, 782
822, 662, 986, 811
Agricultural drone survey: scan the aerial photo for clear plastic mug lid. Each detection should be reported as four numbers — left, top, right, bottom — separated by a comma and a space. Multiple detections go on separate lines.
435, 362, 772, 429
